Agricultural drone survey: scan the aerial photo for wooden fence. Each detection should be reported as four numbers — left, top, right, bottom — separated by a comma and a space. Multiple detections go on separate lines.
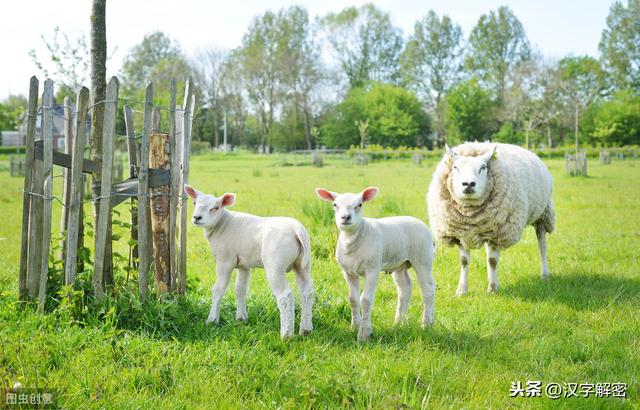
19, 76, 195, 310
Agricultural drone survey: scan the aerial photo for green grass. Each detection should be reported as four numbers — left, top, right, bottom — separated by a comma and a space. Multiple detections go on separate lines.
0, 154, 638, 408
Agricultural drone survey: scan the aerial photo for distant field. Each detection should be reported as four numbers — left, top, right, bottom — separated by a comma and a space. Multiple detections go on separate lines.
0, 153, 638, 408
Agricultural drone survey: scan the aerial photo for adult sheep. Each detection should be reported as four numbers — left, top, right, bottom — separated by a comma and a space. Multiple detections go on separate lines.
426, 142, 554, 295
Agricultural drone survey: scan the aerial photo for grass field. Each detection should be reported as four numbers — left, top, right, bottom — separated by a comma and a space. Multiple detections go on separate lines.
0, 153, 638, 409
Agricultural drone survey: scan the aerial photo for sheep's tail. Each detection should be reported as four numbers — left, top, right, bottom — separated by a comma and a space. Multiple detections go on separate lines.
294, 223, 312, 273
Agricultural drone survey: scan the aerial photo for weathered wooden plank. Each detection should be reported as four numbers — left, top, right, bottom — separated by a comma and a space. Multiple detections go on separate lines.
124, 105, 139, 269
93, 77, 119, 299
138, 83, 153, 298
64, 87, 89, 286
168, 78, 178, 291
59, 96, 74, 261
178, 78, 194, 294
37, 79, 55, 312
150, 132, 171, 293
19, 77, 39, 302
34, 141, 101, 173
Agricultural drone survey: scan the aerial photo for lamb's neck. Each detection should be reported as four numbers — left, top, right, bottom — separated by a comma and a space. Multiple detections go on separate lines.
338, 220, 370, 254
205, 210, 234, 241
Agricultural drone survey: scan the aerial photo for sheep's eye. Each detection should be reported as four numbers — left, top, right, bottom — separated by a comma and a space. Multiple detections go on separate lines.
479, 165, 487, 172
355, 203, 362, 209
453, 166, 459, 171
212, 206, 219, 211
332, 203, 337, 207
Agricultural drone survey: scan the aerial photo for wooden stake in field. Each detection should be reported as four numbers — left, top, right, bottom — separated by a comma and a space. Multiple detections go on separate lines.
64, 87, 89, 286
138, 83, 153, 299
178, 78, 194, 295
93, 77, 119, 299
124, 105, 139, 269
150, 132, 172, 293
19, 77, 39, 302
59, 96, 75, 261
37, 79, 55, 312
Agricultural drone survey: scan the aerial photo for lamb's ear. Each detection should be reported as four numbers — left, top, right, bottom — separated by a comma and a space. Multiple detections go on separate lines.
315, 188, 337, 202
445, 144, 458, 164
221, 193, 236, 207
361, 187, 379, 202
184, 185, 200, 200
481, 144, 498, 163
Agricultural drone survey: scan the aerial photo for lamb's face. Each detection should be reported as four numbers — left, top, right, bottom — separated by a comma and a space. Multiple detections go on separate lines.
315, 187, 378, 232
184, 185, 235, 228
446, 145, 497, 201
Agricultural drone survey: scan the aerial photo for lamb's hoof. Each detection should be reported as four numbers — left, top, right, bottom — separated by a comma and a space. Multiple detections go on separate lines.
541, 272, 551, 280
357, 326, 373, 342
351, 320, 361, 331
455, 287, 468, 297
299, 327, 313, 336
205, 317, 220, 325
421, 315, 434, 328
487, 284, 498, 293
235, 316, 248, 323
280, 331, 294, 340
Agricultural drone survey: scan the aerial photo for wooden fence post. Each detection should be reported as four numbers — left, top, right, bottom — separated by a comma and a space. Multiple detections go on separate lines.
168, 79, 179, 291
19, 77, 39, 302
59, 96, 74, 261
124, 105, 139, 269
37, 79, 55, 312
138, 83, 153, 298
64, 87, 89, 286
178, 78, 194, 295
150, 132, 171, 293
93, 77, 119, 299
28, 92, 46, 299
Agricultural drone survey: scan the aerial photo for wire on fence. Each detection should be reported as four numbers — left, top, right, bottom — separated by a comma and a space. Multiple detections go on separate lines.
23, 189, 187, 208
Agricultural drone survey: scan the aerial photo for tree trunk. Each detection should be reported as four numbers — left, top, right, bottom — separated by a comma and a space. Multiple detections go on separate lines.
212, 108, 219, 148
574, 104, 579, 160
546, 123, 552, 148
90, 0, 112, 287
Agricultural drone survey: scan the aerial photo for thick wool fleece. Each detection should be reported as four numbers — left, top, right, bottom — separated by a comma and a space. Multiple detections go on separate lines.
427, 142, 555, 250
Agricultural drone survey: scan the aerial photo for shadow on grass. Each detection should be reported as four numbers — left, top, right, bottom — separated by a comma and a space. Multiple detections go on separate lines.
501, 272, 640, 311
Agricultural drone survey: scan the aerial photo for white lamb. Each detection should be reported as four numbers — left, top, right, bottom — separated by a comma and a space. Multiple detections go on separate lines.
185, 185, 314, 339
316, 187, 436, 342
426, 142, 555, 296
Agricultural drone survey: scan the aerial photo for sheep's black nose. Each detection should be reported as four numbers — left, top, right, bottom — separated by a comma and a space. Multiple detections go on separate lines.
341, 215, 351, 222
462, 181, 476, 187
193, 215, 202, 221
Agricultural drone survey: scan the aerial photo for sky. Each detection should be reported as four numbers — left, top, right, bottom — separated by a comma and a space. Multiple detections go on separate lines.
0, 0, 616, 100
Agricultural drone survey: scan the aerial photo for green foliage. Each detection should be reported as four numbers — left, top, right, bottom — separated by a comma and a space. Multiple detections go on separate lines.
321, 4, 403, 87
321, 83, 430, 148
466, 6, 531, 100
583, 89, 640, 146
599, 0, 640, 91
190, 140, 210, 156
0, 95, 27, 132
400, 10, 463, 108
445, 78, 494, 142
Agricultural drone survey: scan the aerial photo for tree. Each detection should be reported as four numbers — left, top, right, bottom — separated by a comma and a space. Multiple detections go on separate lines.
445, 78, 494, 142
29, 26, 89, 100
321, 3, 403, 88
321, 83, 430, 148
401, 11, 464, 109
0, 95, 28, 131
277, 6, 325, 150
558, 56, 607, 154
466, 6, 531, 104
194, 48, 228, 147
584, 89, 640, 146
89, 0, 111, 288
599, 0, 640, 92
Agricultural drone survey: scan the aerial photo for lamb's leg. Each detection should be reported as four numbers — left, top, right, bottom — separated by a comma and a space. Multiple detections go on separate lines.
485, 243, 500, 293
234, 268, 251, 322
391, 269, 412, 324
358, 270, 380, 342
413, 262, 436, 328
456, 247, 470, 296
536, 223, 551, 279
207, 264, 233, 324
294, 266, 315, 336
265, 267, 295, 339
343, 270, 361, 331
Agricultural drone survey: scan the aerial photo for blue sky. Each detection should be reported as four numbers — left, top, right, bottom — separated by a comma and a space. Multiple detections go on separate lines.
0, 0, 616, 99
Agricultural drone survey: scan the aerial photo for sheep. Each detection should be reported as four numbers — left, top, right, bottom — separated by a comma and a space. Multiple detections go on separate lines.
426, 142, 555, 296
316, 187, 436, 342
185, 185, 314, 339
